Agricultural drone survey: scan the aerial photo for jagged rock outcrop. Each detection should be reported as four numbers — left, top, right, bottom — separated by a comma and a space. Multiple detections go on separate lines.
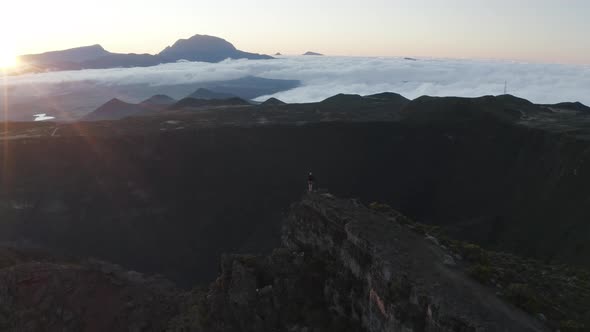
184, 193, 549, 331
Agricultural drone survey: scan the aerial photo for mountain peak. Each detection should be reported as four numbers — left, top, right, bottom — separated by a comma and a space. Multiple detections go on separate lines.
321, 93, 364, 104
261, 97, 286, 106
159, 34, 272, 62
364, 92, 408, 101
83, 98, 148, 121
18, 35, 273, 73
86, 44, 106, 51
105, 98, 126, 104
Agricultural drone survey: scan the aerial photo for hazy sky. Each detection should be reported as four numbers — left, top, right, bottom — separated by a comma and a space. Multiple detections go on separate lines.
2, 0, 589, 63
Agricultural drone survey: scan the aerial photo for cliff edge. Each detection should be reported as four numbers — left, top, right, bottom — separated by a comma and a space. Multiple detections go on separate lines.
179, 193, 549, 331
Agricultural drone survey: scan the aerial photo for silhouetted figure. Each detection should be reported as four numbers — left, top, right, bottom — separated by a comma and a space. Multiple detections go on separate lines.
308, 172, 315, 192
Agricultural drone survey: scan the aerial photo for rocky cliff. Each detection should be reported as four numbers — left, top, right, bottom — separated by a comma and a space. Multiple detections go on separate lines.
182, 193, 549, 332
0, 193, 583, 331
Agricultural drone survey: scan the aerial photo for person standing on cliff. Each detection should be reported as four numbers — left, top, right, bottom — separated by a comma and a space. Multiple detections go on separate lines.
308, 172, 315, 192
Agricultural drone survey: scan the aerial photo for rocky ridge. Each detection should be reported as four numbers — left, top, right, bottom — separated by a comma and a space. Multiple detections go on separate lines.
175, 193, 549, 331
1, 193, 585, 331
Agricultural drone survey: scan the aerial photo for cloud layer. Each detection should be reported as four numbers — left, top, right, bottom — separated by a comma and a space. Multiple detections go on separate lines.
3, 56, 590, 105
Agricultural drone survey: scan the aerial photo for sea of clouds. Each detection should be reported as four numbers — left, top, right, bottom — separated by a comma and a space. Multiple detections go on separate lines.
4, 56, 590, 105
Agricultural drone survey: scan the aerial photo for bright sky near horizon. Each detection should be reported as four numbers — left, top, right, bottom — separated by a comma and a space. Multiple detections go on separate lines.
1, 0, 589, 64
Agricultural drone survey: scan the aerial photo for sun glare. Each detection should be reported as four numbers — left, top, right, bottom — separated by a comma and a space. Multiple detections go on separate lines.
0, 47, 17, 69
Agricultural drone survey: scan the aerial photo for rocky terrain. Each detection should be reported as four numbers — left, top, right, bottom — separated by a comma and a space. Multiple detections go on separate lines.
0, 92, 590, 330
175, 193, 550, 331
2, 93, 590, 286
4, 193, 580, 331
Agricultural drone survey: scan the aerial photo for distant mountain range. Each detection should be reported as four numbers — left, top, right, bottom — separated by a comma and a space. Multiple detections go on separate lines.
81, 90, 590, 126
0, 75, 300, 122
303, 51, 324, 56
17, 34, 274, 73
82, 88, 254, 121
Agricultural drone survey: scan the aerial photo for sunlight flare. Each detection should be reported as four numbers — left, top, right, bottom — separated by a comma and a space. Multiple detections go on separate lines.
0, 46, 17, 69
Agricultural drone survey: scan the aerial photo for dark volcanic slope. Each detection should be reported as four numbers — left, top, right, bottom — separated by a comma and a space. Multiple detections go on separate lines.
2, 93, 590, 289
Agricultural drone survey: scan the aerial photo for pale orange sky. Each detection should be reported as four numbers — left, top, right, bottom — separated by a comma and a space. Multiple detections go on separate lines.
1, 0, 589, 64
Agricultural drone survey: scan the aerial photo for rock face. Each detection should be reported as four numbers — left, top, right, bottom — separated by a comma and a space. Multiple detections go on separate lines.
191, 193, 548, 331
0, 194, 575, 330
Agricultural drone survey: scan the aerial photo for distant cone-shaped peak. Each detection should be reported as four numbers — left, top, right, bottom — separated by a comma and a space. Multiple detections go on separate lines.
262, 97, 286, 106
